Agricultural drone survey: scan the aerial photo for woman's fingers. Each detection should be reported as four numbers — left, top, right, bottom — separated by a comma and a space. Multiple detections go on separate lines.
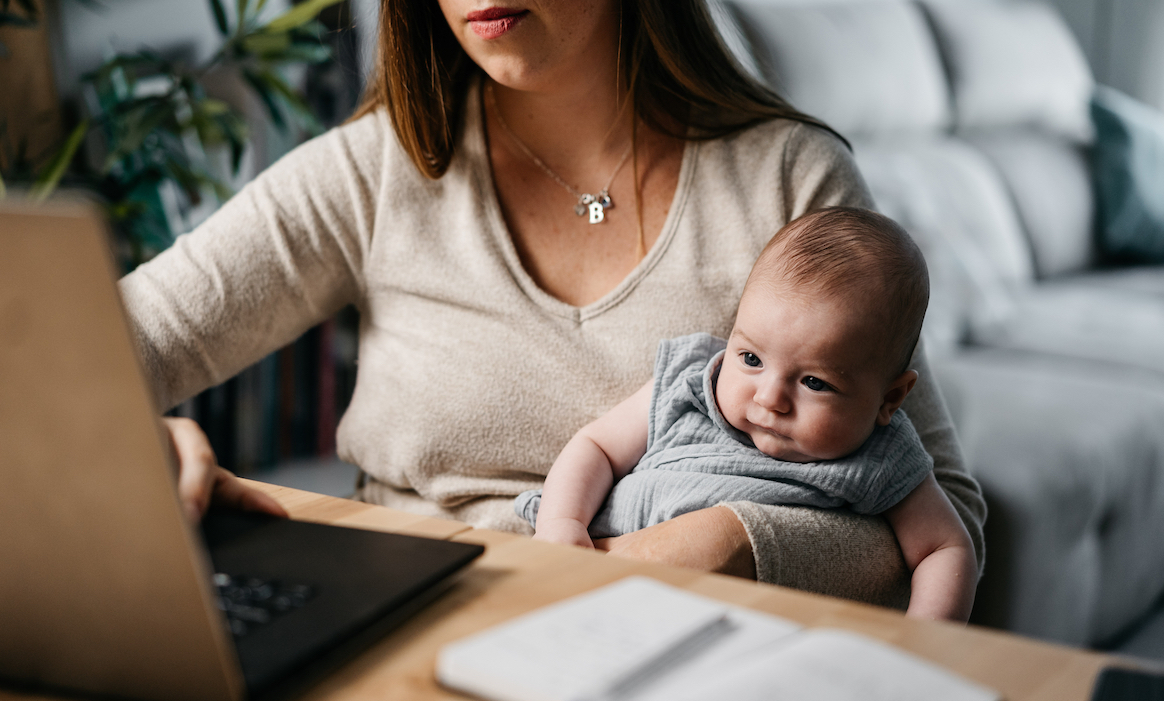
593, 507, 757, 579
165, 417, 218, 522
163, 416, 289, 522
211, 468, 289, 518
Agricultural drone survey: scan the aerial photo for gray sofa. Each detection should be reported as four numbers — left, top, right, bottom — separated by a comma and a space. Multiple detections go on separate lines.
712, 0, 1164, 656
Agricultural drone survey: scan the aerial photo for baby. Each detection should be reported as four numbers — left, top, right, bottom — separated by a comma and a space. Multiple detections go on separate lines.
515, 207, 976, 622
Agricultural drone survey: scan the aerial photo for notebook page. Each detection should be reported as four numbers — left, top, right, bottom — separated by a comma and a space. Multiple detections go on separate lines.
436, 577, 735, 701
625, 606, 803, 701
659, 628, 1001, 701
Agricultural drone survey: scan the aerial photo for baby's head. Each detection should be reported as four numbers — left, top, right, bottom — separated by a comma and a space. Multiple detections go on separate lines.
716, 207, 929, 462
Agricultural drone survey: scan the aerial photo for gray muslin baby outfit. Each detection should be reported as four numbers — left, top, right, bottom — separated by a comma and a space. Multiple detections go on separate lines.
514, 333, 934, 538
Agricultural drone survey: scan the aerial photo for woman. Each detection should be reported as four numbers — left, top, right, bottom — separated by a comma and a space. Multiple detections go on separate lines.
135, 0, 986, 605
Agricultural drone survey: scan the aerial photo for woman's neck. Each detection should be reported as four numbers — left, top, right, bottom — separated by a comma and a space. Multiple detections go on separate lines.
487, 69, 634, 183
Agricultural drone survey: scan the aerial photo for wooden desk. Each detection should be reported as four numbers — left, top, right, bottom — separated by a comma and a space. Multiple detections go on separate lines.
4, 481, 1125, 701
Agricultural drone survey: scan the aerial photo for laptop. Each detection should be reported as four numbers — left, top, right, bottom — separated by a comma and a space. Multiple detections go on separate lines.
0, 201, 485, 701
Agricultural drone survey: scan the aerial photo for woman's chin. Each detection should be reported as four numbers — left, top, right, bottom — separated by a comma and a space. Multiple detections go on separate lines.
471, 53, 551, 93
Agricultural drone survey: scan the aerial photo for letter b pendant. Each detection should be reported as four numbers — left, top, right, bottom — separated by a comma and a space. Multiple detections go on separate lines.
575, 190, 612, 224
588, 201, 605, 224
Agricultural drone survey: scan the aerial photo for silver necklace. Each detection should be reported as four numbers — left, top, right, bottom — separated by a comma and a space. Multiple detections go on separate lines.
487, 82, 632, 224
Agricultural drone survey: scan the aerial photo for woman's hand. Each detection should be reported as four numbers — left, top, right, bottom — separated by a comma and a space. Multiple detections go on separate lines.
593, 506, 757, 579
164, 417, 289, 523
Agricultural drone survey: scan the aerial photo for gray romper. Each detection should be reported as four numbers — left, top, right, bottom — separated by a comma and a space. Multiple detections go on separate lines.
515, 333, 934, 538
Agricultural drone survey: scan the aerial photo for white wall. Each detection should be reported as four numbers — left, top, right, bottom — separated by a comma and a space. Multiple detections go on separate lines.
46, 0, 224, 101
350, 0, 379, 85
44, 0, 294, 180
1003, 0, 1164, 110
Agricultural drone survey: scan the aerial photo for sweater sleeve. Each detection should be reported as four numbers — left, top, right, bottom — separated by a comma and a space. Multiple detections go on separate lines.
118, 113, 385, 410
722, 125, 987, 606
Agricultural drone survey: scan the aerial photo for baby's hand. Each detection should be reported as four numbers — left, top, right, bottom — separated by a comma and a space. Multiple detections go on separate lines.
533, 517, 595, 549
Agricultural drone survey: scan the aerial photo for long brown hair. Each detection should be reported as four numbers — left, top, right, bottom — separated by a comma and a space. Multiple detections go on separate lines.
353, 0, 843, 179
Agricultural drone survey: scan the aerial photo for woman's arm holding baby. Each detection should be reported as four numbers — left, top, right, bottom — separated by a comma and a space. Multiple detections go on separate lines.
534, 381, 654, 548
885, 473, 977, 622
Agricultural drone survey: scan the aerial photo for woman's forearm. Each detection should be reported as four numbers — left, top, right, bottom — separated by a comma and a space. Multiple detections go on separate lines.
725, 501, 912, 607
594, 506, 756, 579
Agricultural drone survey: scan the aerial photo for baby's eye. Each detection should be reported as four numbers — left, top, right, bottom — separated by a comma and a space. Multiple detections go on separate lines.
802, 376, 830, 392
742, 352, 762, 368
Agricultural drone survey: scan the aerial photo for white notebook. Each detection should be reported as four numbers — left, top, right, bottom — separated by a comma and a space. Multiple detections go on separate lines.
436, 577, 1000, 701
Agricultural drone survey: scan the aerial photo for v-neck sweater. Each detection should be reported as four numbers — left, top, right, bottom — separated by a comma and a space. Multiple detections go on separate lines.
119, 82, 986, 606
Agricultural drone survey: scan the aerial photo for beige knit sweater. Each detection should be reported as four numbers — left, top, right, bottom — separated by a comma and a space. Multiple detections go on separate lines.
120, 81, 986, 607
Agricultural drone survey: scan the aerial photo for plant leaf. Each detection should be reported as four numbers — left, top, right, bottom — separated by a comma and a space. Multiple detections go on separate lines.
0, 171, 7, 200
209, 0, 229, 36
84, 51, 167, 86
262, 0, 342, 33
216, 111, 248, 174
210, 180, 233, 202
104, 103, 173, 170
240, 31, 290, 57
30, 120, 89, 202
256, 68, 322, 134
198, 98, 231, 117
242, 70, 286, 130
236, 0, 249, 26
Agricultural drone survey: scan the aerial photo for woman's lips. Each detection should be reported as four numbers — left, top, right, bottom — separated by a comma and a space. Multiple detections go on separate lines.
467, 7, 528, 39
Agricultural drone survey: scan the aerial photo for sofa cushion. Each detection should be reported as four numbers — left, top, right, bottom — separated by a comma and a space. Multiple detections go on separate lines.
727, 0, 950, 136
963, 129, 1097, 278
1112, 598, 1164, 659
1092, 86, 1164, 264
1067, 266, 1164, 296
934, 349, 1164, 646
970, 272, 1164, 375
923, 0, 1093, 141
852, 136, 1034, 353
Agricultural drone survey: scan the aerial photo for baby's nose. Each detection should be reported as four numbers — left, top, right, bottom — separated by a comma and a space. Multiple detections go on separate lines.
756, 381, 792, 414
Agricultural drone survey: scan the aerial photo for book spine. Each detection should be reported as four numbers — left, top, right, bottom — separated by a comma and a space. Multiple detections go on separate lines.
278, 344, 296, 461
259, 352, 279, 469
317, 318, 338, 457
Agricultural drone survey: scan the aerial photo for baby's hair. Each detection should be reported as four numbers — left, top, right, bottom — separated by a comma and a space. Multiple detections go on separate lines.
747, 207, 929, 377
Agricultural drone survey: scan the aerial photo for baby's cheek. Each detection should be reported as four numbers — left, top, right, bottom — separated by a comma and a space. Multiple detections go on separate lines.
714, 383, 747, 430
794, 415, 849, 459
820, 418, 876, 458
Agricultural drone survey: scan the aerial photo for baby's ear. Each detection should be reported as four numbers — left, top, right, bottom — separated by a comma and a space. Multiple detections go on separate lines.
876, 370, 919, 426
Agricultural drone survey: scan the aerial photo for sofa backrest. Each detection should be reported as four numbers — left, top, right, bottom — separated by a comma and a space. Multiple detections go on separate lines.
727, 0, 950, 137
715, 0, 1101, 348
923, 0, 1094, 142
718, 0, 1095, 139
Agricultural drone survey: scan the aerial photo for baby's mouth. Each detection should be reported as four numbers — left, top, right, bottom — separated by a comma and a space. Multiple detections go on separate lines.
752, 422, 792, 442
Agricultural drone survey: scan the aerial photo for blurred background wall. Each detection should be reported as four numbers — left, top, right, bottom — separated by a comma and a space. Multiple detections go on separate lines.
42, 0, 368, 180
1050, 0, 1164, 109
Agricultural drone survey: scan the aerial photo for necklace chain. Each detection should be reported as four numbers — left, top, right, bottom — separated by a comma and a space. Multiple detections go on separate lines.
486, 82, 632, 224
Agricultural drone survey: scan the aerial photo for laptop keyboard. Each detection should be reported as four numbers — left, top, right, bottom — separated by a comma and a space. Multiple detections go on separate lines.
213, 573, 316, 638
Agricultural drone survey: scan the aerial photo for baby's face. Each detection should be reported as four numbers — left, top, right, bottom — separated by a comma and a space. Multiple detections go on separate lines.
716, 284, 902, 463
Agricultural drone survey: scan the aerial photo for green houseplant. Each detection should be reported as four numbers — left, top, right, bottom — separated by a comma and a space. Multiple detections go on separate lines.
1, 0, 345, 265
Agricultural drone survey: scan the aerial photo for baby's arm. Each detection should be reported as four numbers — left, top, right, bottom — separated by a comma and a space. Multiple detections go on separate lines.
884, 473, 978, 622
534, 380, 653, 548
